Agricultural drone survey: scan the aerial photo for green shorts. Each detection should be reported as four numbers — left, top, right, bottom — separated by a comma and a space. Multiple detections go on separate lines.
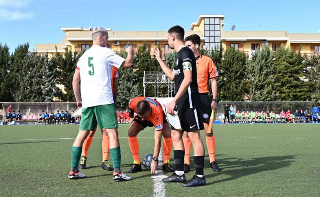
79, 104, 118, 131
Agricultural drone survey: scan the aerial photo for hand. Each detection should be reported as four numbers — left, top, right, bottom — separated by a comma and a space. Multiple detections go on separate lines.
151, 160, 157, 174
153, 48, 161, 60
77, 101, 82, 108
211, 101, 217, 110
125, 45, 133, 55
167, 101, 176, 115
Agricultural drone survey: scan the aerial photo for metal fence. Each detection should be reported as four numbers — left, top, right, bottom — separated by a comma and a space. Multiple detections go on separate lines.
0, 101, 315, 122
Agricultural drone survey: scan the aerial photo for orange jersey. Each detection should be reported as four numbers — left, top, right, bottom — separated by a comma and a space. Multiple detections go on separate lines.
196, 55, 219, 93
111, 67, 118, 88
128, 97, 164, 130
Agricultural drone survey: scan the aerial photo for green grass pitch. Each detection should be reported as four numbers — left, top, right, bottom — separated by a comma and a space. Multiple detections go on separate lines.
0, 124, 319, 196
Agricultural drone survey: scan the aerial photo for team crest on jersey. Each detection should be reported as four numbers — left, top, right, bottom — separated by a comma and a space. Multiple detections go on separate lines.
203, 113, 209, 119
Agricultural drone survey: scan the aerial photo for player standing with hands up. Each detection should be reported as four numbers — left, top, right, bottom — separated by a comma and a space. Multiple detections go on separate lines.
154, 25, 206, 187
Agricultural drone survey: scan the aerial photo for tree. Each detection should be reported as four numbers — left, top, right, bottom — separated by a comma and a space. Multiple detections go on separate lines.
52, 48, 84, 101
0, 44, 13, 101
10, 44, 30, 101
305, 54, 320, 103
247, 46, 277, 101
41, 53, 56, 102
116, 50, 139, 108
273, 47, 311, 101
218, 47, 247, 101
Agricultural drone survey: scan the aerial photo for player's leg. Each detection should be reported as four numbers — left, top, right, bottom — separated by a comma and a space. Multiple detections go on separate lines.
127, 119, 144, 173
203, 122, 221, 172
79, 128, 97, 169
182, 131, 191, 173
68, 108, 97, 179
162, 129, 186, 183
183, 107, 206, 187
162, 122, 174, 172
101, 128, 113, 171
95, 104, 131, 181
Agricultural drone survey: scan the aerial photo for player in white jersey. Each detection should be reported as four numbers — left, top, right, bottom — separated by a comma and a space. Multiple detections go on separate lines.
68, 27, 134, 181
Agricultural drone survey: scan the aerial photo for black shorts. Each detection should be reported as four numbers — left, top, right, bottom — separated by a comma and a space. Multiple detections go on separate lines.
199, 93, 211, 123
178, 106, 204, 132
133, 112, 168, 129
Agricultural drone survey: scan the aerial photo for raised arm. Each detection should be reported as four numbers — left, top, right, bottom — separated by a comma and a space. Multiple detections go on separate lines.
154, 48, 174, 80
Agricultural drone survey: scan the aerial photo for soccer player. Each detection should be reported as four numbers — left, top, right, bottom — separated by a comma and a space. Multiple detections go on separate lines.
235, 110, 242, 123
127, 96, 174, 174
154, 25, 206, 187
68, 27, 134, 181
79, 66, 119, 171
16, 111, 22, 123
183, 34, 221, 173
55, 110, 61, 124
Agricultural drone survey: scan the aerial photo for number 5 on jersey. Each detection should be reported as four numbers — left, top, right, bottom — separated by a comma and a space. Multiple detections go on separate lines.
88, 57, 94, 75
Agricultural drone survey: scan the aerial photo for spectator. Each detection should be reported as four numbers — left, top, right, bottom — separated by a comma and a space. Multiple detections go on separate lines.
66, 111, 72, 124
49, 112, 55, 124
293, 110, 300, 123
270, 111, 276, 123
300, 109, 306, 123
224, 104, 230, 124
285, 110, 292, 123
235, 110, 242, 123
11, 111, 17, 122
55, 110, 61, 124
280, 110, 286, 123
229, 105, 235, 123
16, 111, 22, 123
60, 110, 66, 124
312, 113, 319, 123
44, 112, 49, 124
250, 110, 256, 123
305, 110, 312, 123
38, 111, 45, 124
312, 104, 319, 115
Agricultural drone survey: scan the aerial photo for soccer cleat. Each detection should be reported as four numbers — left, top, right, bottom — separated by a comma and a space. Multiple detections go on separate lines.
129, 163, 142, 173
68, 171, 86, 179
162, 172, 186, 183
113, 172, 132, 181
210, 161, 222, 172
184, 164, 190, 173
183, 175, 206, 187
163, 160, 174, 172
101, 160, 114, 171
79, 156, 87, 169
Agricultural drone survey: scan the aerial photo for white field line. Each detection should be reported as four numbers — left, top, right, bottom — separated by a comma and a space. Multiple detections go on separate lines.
152, 150, 167, 197
21, 137, 153, 141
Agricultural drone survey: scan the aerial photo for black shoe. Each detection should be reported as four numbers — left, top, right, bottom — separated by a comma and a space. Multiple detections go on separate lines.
101, 160, 114, 171
163, 161, 174, 172
79, 156, 87, 169
210, 161, 221, 172
184, 164, 190, 173
162, 172, 186, 183
129, 163, 142, 173
183, 175, 206, 187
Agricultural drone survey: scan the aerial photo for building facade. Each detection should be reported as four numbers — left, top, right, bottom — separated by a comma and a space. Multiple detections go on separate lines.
35, 15, 320, 57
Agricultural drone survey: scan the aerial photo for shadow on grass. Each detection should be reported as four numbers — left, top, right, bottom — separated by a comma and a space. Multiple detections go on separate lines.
0, 140, 58, 145
204, 155, 296, 186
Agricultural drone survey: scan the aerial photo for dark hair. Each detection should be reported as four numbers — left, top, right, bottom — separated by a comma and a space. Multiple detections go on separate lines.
137, 100, 150, 116
185, 34, 201, 45
168, 25, 184, 41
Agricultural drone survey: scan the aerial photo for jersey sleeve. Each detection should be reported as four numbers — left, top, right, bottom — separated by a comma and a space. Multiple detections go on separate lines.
180, 48, 194, 64
208, 59, 219, 78
106, 49, 125, 68
128, 98, 137, 118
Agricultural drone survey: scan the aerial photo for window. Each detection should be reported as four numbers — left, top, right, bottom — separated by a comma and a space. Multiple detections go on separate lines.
251, 43, 260, 51
203, 17, 221, 50
230, 43, 239, 50
81, 44, 90, 51
164, 44, 169, 54
272, 43, 280, 52
315, 46, 320, 54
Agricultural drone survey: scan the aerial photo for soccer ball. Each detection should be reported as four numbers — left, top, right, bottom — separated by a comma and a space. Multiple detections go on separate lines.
142, 154, 153, 170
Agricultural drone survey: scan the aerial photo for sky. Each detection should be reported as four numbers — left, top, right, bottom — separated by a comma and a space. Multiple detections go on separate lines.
1, 0, 320, 53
